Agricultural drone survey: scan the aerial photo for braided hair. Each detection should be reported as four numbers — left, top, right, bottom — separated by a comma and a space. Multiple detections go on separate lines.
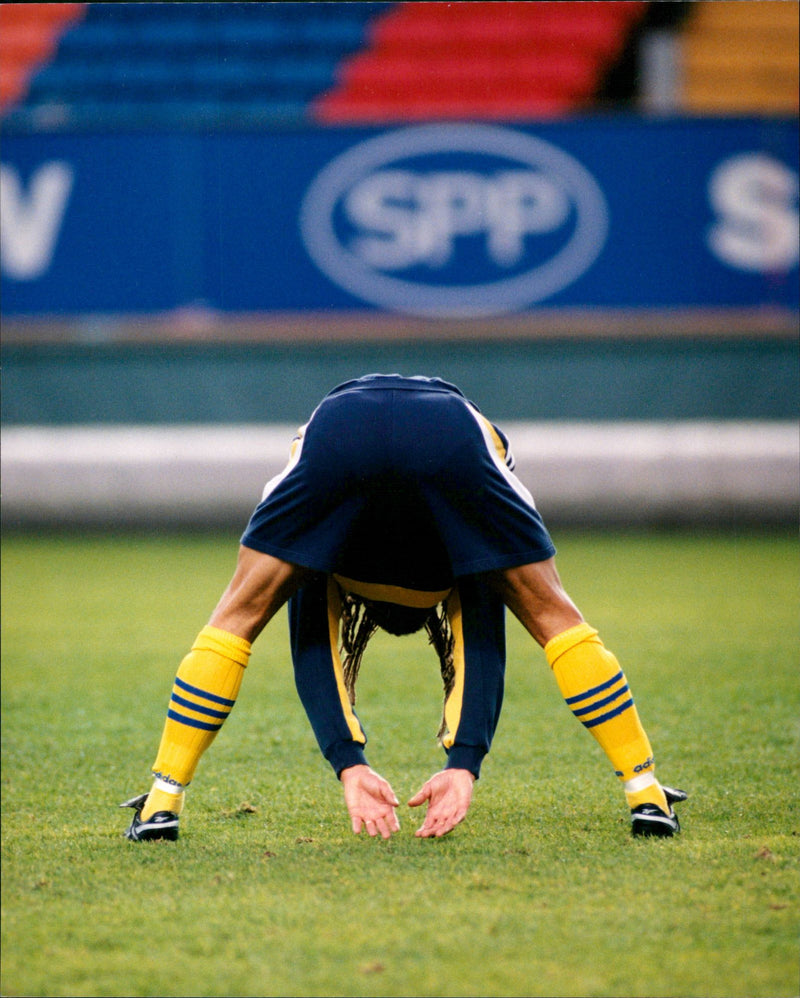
339, 589, 455, 743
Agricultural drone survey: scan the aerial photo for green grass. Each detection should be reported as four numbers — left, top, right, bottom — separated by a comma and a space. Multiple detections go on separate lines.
2, 529, 798, 998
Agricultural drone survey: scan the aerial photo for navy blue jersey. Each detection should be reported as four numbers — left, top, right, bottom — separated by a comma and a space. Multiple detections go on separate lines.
240, 375, 556, 779
242, 374, 555, 591
288, 572, 507, 779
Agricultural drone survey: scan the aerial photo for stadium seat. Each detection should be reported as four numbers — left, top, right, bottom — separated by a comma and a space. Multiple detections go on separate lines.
368, 0, 645, 60
337, 52, 599, 101
316, 92, 577, 123
3, 1, 666, 126
0, 3, 86, 111
3, 1, 381, 122
314, 0, 648, 122
680, 0, 799, 114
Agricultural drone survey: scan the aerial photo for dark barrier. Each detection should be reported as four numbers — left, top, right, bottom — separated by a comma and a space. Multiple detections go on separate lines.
2, 336, 797, 426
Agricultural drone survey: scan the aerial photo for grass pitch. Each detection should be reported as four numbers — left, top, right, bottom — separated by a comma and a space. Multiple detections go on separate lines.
1, 529, 798, 998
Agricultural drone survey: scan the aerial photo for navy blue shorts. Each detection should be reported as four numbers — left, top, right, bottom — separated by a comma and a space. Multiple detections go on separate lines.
241, 374, 555, 592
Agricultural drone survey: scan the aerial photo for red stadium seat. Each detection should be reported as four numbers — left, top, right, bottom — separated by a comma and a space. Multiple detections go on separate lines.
369, 1, 644, 60
0, 3, 86, 111
313, 0, 648, 123
316, 91, 576, 123
337, 51, 599, 100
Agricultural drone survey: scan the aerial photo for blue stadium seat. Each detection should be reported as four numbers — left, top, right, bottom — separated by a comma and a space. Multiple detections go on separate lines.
2, 2, 390, 127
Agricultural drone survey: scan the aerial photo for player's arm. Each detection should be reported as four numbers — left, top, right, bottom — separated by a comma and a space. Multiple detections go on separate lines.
409, 577, 506, 836
439, 576, 507, 777
288, 575, 370, 773
288, 575, 400, 837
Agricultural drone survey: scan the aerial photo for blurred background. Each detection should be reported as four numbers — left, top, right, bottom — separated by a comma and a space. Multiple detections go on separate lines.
1, 0, 797, 529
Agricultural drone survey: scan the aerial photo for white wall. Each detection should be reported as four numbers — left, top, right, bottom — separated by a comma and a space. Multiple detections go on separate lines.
2, 421, 797, 529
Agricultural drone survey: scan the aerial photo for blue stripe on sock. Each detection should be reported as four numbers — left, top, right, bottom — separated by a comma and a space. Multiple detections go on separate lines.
582, 698, 634, 729
174, 675, 236, 707
170, 691, 230, 720
565, 670, 624, 706
167, 708, 223, 732
572, 683, 630, 719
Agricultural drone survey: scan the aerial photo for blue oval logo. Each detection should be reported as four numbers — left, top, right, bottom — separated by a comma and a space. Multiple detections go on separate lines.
300, 124, 608, 318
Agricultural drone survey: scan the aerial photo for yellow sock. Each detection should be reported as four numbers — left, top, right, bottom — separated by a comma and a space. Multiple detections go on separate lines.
142, 625, 251, 817
545, 622, 668, 811
141, 787, 185, 821
625, 781, 667, 811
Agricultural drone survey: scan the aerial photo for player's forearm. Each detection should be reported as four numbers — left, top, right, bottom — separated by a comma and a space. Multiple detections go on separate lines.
438, 578, 507, 778
443, 743, 488, 779
327, 739, 369, 778
289, 578, 370, 776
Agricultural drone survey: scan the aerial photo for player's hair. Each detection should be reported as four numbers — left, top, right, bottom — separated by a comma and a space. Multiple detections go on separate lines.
340, 592, 455, 743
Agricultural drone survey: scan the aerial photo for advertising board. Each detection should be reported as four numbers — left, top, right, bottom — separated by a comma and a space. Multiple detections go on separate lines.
2, 118, 797, 321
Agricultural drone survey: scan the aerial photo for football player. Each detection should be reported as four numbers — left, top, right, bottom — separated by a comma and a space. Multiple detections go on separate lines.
122, 374, 686, 842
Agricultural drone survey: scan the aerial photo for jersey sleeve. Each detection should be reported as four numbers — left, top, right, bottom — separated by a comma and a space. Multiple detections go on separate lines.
288, 575, 369, 777
440, 576, 507, 778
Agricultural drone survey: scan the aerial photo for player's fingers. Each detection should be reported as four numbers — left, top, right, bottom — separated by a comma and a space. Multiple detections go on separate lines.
436, 813, 462, 836
407, 783, 432, 808
415, 803, 464, 838
362, 771, 399, 807
415, 810, 444, 837
375, 814, 398, 839
417, 822, 453, 839
385, 806, 401, 832
378, 783, 400, 808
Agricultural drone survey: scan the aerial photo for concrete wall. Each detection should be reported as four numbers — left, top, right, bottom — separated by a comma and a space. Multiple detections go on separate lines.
3, 420, 796, 529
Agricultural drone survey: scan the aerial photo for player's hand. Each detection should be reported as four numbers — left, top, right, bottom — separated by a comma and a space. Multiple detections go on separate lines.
408, 768, 475, 838
340, 764, 401, 839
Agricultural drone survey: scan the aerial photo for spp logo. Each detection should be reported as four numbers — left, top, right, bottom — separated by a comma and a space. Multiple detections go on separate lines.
300, 124, 609, 317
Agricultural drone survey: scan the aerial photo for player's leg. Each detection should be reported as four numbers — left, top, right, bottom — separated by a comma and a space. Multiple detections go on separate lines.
490, 557, 582, 646
123, 547, 308, 840
492, 559, 685, 836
